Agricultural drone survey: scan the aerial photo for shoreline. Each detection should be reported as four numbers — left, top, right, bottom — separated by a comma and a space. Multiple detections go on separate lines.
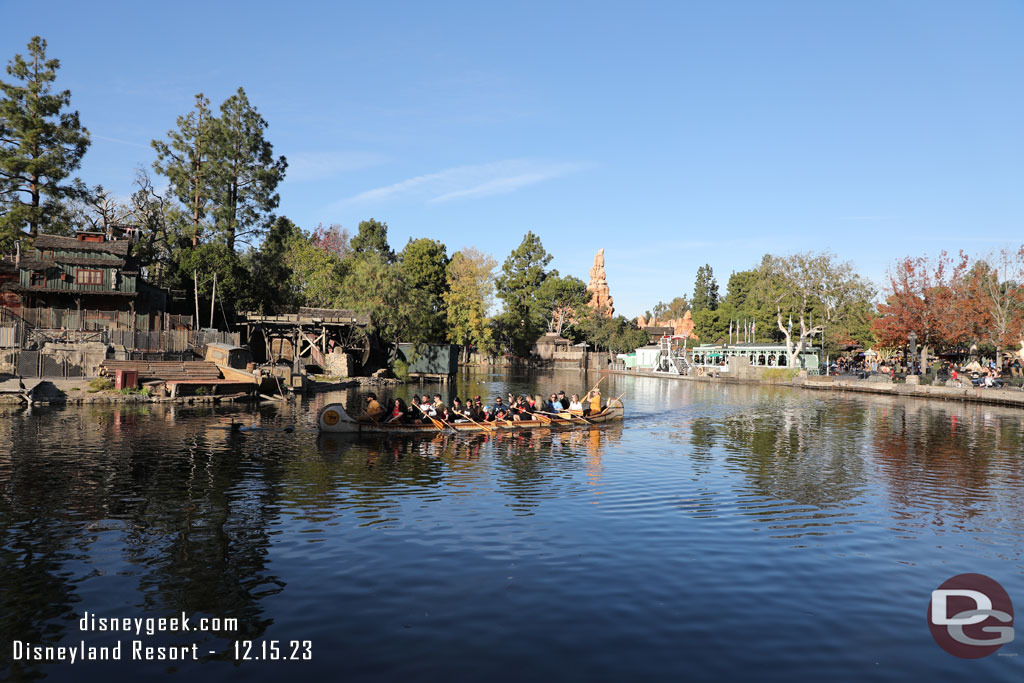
6, 369, 1022, 411
0, 376, 400, 408
602, 368, 1024, 409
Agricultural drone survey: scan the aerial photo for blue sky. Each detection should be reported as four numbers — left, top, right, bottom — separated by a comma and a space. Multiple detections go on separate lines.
4, 1, 1023, 316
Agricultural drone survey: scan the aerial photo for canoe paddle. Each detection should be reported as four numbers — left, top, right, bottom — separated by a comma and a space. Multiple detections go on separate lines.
510, 405, 552, 424
413, 403, 447, 431
453, 409, 495, 432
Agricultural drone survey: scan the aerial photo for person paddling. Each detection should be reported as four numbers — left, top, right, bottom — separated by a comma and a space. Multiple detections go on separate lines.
583, 388, 602, 416
359, 393, 384, 422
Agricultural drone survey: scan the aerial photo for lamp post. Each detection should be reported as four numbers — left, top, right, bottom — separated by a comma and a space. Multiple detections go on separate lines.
908, 332, 917, 374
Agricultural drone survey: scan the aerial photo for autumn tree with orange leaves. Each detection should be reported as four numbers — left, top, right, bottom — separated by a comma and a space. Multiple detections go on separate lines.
963, 247, 1024, 359
873, 251, 971, 367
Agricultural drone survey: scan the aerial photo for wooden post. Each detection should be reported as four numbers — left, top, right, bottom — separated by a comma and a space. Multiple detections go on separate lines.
193, 270, 200, 330
209, 272, 217, 329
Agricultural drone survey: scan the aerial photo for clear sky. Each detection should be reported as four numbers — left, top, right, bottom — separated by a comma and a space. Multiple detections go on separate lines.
4, 1, 1023, 317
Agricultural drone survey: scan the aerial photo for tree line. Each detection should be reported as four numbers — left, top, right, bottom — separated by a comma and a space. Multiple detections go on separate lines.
7, 37, 1019, 367
647, 247, 1024, 367
0, 37, 647, 360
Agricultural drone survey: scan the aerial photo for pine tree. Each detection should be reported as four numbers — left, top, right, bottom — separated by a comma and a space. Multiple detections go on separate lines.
350, 218, 395, 261
692, 264, 719, 312
400, 238, 450, 341
212, 87, 287, 251
0, 36, 90, 247
152, 94, 217, 246
153, 89, 287, 252
494, 231, 553, 354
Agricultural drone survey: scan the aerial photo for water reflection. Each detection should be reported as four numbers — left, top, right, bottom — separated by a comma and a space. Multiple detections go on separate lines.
1, 404, 287, 679
681, 388, 1024, 548
315, 421, 621, 519
866, 397, 1024, 540
1, 372, 1023, 681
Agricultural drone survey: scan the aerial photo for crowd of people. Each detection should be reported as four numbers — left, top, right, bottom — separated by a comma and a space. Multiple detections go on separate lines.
825, 354, 1023, 388
359, 387, 605, 424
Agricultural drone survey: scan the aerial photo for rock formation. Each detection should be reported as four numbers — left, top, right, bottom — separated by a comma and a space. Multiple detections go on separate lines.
587, 248, 615, 318
636, 310, 699, 340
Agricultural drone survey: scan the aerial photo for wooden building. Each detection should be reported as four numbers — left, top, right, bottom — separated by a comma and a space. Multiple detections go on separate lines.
1, 231, 169, 331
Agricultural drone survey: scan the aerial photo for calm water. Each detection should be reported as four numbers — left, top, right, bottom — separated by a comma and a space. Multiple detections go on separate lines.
1, 371, 1022, 681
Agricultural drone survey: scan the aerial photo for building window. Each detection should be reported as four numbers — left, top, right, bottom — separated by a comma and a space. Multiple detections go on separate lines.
76, 269, 103, 285
30, 272, 46, 287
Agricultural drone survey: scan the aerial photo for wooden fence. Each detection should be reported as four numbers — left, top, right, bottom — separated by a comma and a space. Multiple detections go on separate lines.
25, 328, 239, 352
11, 307, 192, 332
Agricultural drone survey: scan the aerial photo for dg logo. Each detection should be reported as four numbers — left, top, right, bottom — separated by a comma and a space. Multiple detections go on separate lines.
928, 573, 1014, 658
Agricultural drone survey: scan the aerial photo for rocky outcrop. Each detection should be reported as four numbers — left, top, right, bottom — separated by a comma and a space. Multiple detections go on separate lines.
636, 310, 699, 339
587, 248, 615, 318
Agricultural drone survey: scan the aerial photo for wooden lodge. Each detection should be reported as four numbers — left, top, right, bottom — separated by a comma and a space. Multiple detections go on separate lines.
1, 231, 173, 336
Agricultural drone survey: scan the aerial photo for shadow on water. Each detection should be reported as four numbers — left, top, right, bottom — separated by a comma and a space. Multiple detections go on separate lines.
1, 403, 287, 679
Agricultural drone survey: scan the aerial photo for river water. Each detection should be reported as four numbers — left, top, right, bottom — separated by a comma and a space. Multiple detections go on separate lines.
1, 370, 1022, 681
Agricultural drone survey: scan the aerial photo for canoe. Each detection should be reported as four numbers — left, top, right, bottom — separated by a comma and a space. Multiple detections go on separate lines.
317, 398, 624, 433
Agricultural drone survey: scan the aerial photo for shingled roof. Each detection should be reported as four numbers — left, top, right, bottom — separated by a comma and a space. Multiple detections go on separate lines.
32, 234, 132, 256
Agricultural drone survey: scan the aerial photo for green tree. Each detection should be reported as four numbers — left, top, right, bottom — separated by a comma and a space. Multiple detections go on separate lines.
284, 230, 349, 308
212, 87, 287, 251
645, 295, 689, 322
152, 94, 218, 246
692, 307, 730, 344
350, 218, 394, 262
339, 253, 432, 358
692, 264, 719, 312
761, 251, 874, 367
534, 274, 590, 335
0, 36, 90, 246
722, 269, 758, 311
174, 241, 252, 326
720, 267, 777, 343
575, 313, 649, 353
399, 237, 450, 341
244, 216, 301, 313
444, 247, 497, 358
495, 231, 553, 354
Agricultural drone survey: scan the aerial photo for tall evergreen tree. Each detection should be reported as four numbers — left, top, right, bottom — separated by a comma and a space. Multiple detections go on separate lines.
350, 218, 394, 261
152, 93, 217, 246
212, 87, 287, 251
494, 231, 553, 354
399, 237, 450, 341
0, 36, 90, 247
692, 264, 719, 312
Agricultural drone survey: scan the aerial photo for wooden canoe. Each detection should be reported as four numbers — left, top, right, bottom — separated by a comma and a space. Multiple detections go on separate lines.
317, 398, 624, 433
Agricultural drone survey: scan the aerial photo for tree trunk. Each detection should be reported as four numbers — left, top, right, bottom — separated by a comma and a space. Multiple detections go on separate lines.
191, 136, 203, 246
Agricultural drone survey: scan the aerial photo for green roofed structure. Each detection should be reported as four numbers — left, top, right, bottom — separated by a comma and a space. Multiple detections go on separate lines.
690, 343, 822, 374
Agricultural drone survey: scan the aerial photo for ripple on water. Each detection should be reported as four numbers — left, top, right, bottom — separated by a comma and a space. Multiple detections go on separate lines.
2, 378, 1023, 681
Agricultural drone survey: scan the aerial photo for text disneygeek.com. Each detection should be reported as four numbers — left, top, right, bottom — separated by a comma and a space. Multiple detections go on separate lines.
10, 611, 312, 663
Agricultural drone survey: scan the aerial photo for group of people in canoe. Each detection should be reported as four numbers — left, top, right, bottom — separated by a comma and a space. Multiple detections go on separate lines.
359, 387, 605, 425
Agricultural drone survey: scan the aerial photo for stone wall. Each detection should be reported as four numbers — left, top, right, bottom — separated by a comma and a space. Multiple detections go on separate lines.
323, 350, 353, 378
